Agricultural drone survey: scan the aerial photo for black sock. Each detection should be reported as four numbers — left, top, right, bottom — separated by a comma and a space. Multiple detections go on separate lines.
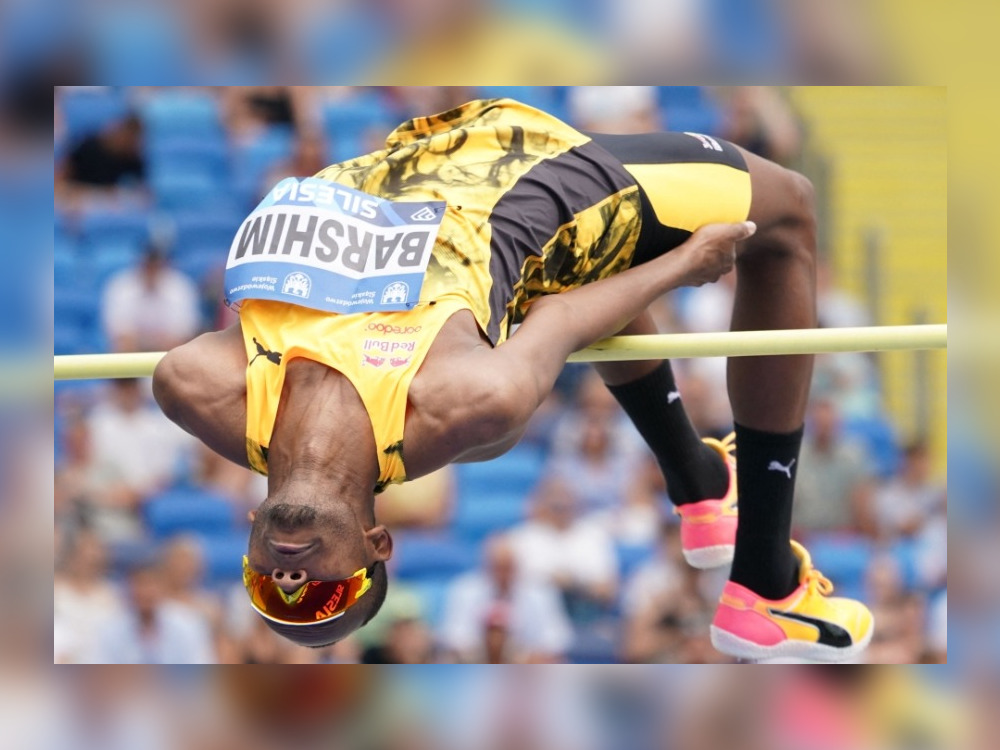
607, 362, 729, 505
729, 422, 803, 599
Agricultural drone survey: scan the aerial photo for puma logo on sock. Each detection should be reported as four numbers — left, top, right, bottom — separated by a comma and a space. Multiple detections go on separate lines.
767, 458, 796, 479
667, 390, 681, 404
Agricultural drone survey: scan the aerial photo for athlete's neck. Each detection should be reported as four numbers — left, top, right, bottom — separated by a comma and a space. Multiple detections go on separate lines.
265, 359, 379, 516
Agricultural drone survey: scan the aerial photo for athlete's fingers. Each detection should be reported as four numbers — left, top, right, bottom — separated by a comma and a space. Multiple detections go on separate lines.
692, 221, 757, 244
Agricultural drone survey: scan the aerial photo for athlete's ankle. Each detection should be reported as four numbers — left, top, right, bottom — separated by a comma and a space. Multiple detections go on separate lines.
663, 441, 730, 506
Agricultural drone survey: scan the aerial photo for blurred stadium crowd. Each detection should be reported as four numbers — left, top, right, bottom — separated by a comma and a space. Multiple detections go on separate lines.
23, 666, 979, 750
8, 0, 890, 85
53, 86, 946, 664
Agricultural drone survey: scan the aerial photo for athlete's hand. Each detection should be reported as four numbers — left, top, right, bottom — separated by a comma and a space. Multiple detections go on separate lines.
673, 221, 756, 287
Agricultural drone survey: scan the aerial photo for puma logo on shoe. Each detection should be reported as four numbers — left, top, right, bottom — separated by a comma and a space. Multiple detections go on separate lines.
667, 390, 681, 404
767, 458, 796, 478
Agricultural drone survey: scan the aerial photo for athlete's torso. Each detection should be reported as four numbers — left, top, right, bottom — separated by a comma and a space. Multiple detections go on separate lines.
237, 99, 751, 489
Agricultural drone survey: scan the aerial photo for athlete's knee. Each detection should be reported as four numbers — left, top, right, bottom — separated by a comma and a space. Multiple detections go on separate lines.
741, 168, 816, 268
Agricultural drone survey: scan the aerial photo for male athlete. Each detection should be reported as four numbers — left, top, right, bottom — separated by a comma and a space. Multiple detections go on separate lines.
154, 98, 873, 661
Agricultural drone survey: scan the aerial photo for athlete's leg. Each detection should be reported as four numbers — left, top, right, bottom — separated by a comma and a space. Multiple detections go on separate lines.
727, 148, 817, 599
596, 312, 730, 505
152, 323, 250, 469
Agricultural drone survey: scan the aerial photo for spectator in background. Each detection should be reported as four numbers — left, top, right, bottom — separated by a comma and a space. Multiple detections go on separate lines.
94, 561, 215, 664
193, 442, 268, 515
356, 584, 435, 663
375, 465, 455, 529
508, 479, 619, 617
591, 452, 666, 548
264, 130, 329, 186
567, 86, 662, 134
54, 530, 125, 663
863, 555, 925, 663
223, 86, 312, 141
621, 519, 718, 663
86, 379, 195, 532
101, 244, 202, 352
547, 371, 644, 514
56, 410, 145, 542
56, 113, 146, 205
713, 86, 802, 165
439, 535, 572, 663
924, 592, 946, 664
793, 397, 875, 535
873, 439, 944, 541
159, 536, 223, 638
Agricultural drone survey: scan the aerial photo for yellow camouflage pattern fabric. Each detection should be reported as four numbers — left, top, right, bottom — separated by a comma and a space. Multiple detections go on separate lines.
314, 98, 642, 343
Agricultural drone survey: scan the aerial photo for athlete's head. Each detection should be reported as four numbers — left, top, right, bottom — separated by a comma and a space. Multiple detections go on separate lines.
245, 493, 393, 647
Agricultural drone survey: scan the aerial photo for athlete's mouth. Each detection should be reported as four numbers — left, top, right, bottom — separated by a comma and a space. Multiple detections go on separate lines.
268, 540, 317, 556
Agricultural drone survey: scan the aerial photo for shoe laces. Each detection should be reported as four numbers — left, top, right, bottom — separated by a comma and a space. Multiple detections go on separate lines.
702, 432, 737, 513
803, 566, 834, 596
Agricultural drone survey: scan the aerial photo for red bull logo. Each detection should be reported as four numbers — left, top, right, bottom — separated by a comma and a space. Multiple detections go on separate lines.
363, 354, 386, 367
389, 356, 412, 368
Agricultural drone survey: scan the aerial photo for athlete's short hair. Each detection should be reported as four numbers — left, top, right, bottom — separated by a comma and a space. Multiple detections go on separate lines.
257, 560, 388, 648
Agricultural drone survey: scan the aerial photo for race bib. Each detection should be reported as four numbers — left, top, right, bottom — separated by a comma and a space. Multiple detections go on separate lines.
224, 177, 445, 314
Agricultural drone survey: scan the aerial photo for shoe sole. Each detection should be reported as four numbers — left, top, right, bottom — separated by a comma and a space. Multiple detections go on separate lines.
683, 544, 734, 570
710, 621, 874, 663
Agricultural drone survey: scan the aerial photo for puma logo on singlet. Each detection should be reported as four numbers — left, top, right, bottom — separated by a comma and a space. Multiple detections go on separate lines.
667, 390, 681, 404
249, 338, 282, 367
767, 458, 796, 479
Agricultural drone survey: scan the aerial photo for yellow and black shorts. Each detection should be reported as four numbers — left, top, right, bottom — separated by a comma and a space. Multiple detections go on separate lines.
586, 130, 754, 267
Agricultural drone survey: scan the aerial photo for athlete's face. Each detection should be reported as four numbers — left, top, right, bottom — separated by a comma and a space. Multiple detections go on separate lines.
245, 499, 391, 592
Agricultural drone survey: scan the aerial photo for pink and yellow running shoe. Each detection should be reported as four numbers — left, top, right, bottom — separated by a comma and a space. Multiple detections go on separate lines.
710, 541, 875, 662
675, 432, 737, 569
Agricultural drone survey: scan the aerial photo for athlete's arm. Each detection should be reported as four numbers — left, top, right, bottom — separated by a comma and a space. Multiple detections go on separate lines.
484, 221, 756, 430
153, 323, 251, 469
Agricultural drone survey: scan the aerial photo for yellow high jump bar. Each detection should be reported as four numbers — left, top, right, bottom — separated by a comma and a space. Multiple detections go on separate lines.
53, 324, 947, 380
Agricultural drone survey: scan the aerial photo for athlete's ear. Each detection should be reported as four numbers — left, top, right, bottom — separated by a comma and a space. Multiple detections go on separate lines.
364, 525, 394, 562
247, 510, 257, 524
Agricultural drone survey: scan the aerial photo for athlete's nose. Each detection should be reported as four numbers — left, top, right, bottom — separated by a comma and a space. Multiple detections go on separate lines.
270, 568, 309, 593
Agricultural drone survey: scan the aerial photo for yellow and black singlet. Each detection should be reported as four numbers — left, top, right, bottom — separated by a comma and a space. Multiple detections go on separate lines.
239, 98, 752, 489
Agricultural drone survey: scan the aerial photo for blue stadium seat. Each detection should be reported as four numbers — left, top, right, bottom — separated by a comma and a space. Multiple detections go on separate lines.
174, 254, 223, 286
452, 491, 529, 541
408, 576, 454, 629
92, 244, 142, 289
150, 170, 236, 212
60, 89, 131, 143
89, 10, 191, 85
803, 533, 872, 598
170, 211, 243, 258
843, 414, 901, 479
54, 287, 100, 331
147, 138, 231, 181
322, 95, 394, 162
477, 87, 559, 113
194, 531, 249, 588
145, 488, 238, 540
616, 542, 656, 580
141, 90, 224, 141
232, 126, 296, 189
392, 530, 480, 581
455, 445, 544, 498
79, 208, 151, 250
54, 322, 85, 355
659, 87, 723, 136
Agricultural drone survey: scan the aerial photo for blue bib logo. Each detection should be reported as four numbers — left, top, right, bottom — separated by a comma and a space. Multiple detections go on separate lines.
282, 272, 312, 299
